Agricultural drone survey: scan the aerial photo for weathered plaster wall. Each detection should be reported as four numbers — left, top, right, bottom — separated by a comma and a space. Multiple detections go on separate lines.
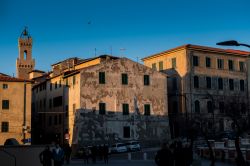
72, 58, 170, 146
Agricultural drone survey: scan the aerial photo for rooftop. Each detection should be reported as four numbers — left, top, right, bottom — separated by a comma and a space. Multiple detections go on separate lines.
142, 44, 250, 61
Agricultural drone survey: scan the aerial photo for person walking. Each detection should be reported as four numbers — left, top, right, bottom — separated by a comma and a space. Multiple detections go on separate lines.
155, 143, 174, 166
103, 144, 109, 164
52, 144, 64, 166
39, 146, 53, 166
63, 143, 72, 164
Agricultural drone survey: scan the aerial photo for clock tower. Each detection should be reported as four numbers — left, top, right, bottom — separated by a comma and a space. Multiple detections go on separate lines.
16, 27, 35, 79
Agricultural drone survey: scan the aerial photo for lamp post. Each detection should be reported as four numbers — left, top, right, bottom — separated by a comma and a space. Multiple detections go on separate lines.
217, 40, 250, 48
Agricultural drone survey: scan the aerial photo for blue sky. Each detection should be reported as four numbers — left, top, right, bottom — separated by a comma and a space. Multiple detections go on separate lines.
1, 0, 250, 76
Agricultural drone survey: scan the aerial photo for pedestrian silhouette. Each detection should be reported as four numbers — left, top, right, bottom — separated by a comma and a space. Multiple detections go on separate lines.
63, 143, 72, 164
52, 144, 64, 166
155, 143, 174, 166
39, 146, 53, 166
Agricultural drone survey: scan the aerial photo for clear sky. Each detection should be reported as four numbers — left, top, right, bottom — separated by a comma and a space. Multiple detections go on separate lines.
1, 0, 250, 76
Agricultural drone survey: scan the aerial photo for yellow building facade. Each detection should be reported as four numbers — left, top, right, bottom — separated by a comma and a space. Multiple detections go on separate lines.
0, 74, 32, 145
142, 44, 249, 138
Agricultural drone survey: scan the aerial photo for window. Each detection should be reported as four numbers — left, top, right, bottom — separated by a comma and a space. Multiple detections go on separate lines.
206, 77, 211, 89
1, 122, 9, 132
55, 81, 57, 89
2, 100, 9, 109
123, 126, 130, 138
172, 58, 176, 68
53, 96, 62, 107
228, 60, 234, 71
144, 75, 150, 86
54, 115, 57, 125
73, 76, 76, 85
144, 104, 150, 116
99, 72, 105, 84
229, 79, 234, 90
152, 63, 156, 70
122, 104, 129, 115
159, 61, 163, 71
2, 84, 8, 89
194, 100, 200, 113
206, 57, 211, 68
193, 56, 199, 66
122, 73, 128, 85
240, 80, 244, 91
219, 102, 224, 113
193, 76, 199, 88
218, 78, 223, 90
239, 61, 245, 72
217, 59, 224, 69
207, 101, 213, 113
99, 103, 106, 115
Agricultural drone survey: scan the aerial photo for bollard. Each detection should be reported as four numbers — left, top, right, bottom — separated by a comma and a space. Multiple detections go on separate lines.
143, 152, 147, 160
128, 153, 131, 160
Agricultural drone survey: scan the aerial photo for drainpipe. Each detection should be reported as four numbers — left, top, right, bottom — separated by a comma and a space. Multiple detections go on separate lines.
23, 81, 27, 144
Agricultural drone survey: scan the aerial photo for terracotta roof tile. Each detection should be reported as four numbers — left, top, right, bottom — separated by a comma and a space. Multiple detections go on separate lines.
0, 75, 32, 82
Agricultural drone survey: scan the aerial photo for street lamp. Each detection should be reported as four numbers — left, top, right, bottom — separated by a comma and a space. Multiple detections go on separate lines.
217, 40, 250, 48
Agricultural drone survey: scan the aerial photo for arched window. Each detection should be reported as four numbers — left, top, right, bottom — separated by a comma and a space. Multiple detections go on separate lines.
195, 100, 200, 113
24, 50, 27, 60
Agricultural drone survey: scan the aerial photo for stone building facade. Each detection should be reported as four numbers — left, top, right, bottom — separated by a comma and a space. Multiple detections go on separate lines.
32, 55, 170, 147
0, 73, 32, 145
142, 44, 250, 138
16, 27, 35, 79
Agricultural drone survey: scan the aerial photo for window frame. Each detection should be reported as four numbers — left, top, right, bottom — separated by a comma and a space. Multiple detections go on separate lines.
121, 73, 128, 85
2, 100, 9, 109
144, 104, 151, 116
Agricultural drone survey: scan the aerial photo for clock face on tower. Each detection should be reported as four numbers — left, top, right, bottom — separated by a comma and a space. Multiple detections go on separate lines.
16, 27, 35, 80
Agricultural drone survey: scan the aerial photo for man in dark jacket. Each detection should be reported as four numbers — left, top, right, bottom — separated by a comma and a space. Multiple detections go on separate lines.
39, 146, 53, 166
155, 143, 174, 166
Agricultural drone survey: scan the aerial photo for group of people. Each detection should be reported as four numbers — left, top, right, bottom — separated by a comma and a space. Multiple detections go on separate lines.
39, 143, 72, 166
155, 141, 193, 166
81, 144, 109, 164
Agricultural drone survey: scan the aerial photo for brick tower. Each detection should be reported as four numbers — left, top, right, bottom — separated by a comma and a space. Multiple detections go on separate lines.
16, 27, 35, 79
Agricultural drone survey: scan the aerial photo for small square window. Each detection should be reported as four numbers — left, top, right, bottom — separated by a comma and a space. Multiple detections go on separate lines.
122, 74, 128, 85
152, 63, 156, 70
172, 58, 176, 68
2, 100, 9, 109
144, 75, 150, 86
99, 103, 106, 115
144, 104, 151, 116
123, 126, 130, 138
3, 84, 8, 89
193, 56, 199, 66
99, 72, 105, 84
123, 104, 129, 115
1, 122, 9, 132
206, 57, 211, 68
159, 61, 163, 71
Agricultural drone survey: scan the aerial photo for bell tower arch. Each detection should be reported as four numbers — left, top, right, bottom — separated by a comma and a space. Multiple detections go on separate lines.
16, 27, 35, 79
